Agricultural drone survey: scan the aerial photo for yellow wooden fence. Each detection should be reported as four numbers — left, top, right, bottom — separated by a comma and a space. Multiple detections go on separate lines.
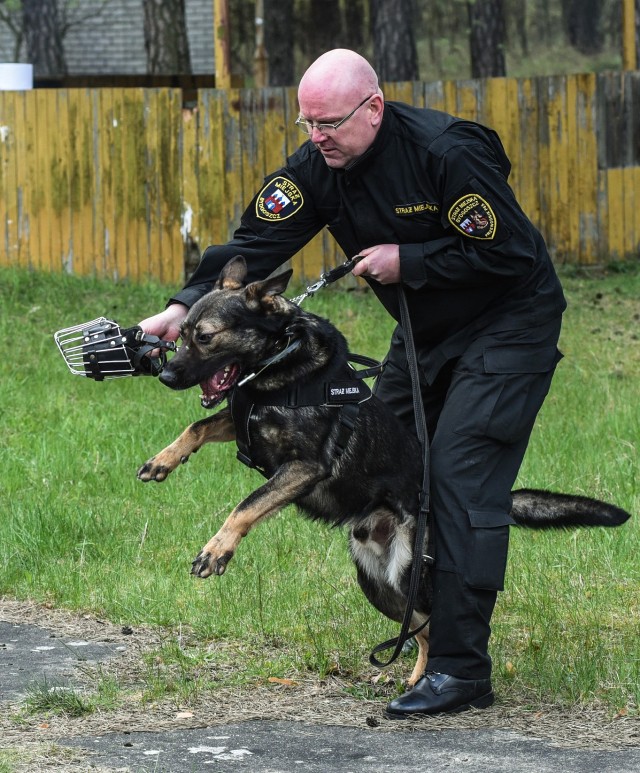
0, 72, 638, 285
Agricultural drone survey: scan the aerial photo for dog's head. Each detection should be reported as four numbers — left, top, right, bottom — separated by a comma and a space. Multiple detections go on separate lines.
160, 256, 295, 408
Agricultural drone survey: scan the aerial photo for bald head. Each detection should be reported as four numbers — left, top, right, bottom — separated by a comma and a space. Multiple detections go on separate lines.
298, 49, 380, 105
297, 49, 384, 169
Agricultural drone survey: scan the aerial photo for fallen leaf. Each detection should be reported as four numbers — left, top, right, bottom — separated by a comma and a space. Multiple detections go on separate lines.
268, 677, 296, 686
175, 711, 194, 720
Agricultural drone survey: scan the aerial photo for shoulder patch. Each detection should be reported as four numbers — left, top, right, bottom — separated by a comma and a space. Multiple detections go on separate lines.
448, 193, 496, 239
256, 176, 304, 222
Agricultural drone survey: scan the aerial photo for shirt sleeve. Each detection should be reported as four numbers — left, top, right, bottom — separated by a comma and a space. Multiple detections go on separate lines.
170, 170, 325, 308
399, 138, 538, 291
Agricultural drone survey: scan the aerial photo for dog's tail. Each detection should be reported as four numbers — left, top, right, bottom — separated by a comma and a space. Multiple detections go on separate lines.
510, 489, 631, 529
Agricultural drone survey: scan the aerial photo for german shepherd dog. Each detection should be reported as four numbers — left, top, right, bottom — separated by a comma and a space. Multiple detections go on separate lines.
138, 256, 631, 686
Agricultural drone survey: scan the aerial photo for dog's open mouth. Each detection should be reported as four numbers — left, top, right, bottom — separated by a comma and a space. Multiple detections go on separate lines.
199, 363, 241, 409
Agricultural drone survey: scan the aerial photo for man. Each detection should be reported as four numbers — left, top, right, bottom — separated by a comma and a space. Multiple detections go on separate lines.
140, 49, 566, 716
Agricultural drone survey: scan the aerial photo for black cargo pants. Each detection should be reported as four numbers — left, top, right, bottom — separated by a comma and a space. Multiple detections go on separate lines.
374, 318, 563, 679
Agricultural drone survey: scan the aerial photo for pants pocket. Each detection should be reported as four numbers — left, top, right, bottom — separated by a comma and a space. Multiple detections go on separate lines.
464, 510, 515, 591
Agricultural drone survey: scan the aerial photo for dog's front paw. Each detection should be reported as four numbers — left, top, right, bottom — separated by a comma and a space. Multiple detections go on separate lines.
191, 547, 234, 578
137, 450, 187, 482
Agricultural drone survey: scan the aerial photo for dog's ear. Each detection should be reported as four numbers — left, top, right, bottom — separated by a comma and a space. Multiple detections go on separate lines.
216, 256, 247, 290
245, 269, 294, 310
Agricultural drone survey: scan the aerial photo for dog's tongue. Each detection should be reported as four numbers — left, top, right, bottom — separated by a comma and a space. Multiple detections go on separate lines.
199, 363, 240, 409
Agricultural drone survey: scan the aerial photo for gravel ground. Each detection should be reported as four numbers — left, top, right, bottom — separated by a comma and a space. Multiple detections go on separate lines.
1, 597, 639, 772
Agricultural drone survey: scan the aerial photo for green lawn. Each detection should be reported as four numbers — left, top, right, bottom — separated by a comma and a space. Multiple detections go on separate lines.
0, 263, 637, 714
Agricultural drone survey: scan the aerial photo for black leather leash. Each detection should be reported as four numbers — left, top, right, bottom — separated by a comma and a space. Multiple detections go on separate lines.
368, 286, 433, 669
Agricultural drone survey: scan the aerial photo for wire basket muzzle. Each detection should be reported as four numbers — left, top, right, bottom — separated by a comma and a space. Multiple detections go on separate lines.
54, 317, 172, 380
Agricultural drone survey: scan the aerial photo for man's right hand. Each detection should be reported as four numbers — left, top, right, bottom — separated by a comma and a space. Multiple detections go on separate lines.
139, 303, 188, 342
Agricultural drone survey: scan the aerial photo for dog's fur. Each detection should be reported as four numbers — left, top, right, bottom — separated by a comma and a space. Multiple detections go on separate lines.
138, 256, 631, 685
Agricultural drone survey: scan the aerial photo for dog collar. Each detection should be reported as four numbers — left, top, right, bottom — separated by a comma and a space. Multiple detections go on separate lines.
236, 337, 303, 387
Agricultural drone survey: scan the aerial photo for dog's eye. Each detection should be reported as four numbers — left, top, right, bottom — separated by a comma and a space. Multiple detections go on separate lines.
196, 333, 214, 345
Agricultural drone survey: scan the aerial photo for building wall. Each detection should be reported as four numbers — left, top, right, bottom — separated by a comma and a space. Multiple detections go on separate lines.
0, 0, 215, 75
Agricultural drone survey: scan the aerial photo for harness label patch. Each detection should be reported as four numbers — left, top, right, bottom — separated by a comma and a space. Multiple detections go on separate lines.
395, 201, 439, 216
327, 381, 369, 404
256, 176, 304, 222
448, 193, 497, 239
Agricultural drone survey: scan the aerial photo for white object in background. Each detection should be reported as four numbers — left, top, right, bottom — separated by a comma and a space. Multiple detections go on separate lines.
0, 63, 34, 90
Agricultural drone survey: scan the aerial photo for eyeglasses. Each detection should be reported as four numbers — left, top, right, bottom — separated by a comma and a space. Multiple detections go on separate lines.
295, 95, 375, 135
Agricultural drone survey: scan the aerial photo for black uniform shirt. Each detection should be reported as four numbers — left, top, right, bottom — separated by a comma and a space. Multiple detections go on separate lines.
172, 102, 566, 378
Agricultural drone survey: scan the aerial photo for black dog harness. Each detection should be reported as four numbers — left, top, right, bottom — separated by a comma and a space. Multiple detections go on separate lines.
230, 351, 383, 477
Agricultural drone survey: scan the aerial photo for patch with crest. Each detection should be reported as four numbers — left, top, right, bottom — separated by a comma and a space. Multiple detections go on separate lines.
256, 176, 304, 222
448, 193, 497, 239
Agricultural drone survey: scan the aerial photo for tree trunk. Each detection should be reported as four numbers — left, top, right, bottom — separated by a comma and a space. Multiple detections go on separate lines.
511, 0, 529, 57
300, 0, 342, 62
371, 0, 419, 82
142, 0, 192, 74
264, 0, 295, 86
22, 0, 66, 78
560, 0, 603, 55
344, 0, 366, 53
467, 0, 506, 78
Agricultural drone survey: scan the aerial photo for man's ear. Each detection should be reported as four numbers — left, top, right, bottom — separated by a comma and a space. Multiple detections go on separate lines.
216, 255, 248, 290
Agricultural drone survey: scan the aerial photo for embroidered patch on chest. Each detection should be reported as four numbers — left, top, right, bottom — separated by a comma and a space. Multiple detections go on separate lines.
394, 201, 440, 216
256, 176, 304, 221
448, 193, 497, 239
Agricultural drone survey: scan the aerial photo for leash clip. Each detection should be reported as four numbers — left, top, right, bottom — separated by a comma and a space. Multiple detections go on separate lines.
290, 255, 363, 306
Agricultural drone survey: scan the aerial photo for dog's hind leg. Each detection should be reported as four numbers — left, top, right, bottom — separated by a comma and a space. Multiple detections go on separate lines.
191, 460, 328, 578
407, 626, 429, 687
137, 409, 236, 482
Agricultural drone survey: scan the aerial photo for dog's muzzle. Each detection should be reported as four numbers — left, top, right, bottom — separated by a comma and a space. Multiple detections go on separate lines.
54, 317, 176, 380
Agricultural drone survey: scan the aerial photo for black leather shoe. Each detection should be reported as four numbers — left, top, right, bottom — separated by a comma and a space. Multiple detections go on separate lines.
385, 671, 494, 719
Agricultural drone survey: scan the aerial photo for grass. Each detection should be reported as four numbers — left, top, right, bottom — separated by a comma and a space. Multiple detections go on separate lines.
23, 680, 96, 718
0, 262, 638, 716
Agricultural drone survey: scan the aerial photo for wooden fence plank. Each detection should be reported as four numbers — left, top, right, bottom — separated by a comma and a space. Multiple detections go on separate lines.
191, 89, 219, 260
546, 76, 571, 262
23, 90, 41, 269
0, 91, 19, 265
97, 88, 114, 277
164, 88, 186, 285
52, 89, 72, 273
180, 97, 199, 280
564, 75, 580, 261
623, 75, 640, 257
516, 77, 541, 228
575, 73, 599, 265
0, 91, 6, 260
455, 79, 481, 122
423, 80, 446, 113
37, 88, 56, 271
225, 87, 244, 232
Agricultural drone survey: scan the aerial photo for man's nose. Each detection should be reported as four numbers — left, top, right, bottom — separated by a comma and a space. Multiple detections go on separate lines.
310, 125, 328, 140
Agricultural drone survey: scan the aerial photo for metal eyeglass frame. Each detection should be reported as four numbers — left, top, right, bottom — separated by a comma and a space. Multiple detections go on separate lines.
295, 94, 376, 135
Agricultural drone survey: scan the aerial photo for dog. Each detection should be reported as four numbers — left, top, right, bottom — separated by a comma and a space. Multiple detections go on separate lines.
137, 255, 631, 686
